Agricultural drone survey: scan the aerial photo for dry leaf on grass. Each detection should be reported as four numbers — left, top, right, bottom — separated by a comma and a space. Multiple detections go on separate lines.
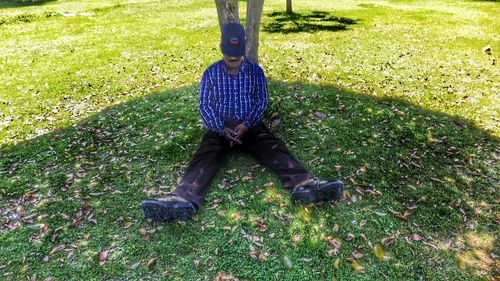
98, 248, 110, 265
348, 259, 365, 272
283, 256, 292, 269
374, 244, 385, 261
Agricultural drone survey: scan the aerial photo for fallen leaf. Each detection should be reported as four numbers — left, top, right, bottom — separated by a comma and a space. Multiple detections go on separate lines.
98, 249, 110, 263
403, 206, 417, 217
60, 213, 71, 221
270, 118, 281, 128
27, 224, 46, 231
345, 233, 355, 241
130, 261, 141, 270
255, 188, 264, 195
352, 251, 364, 259
249, 248, 260, 260
218, 178, 233, 189
326, 236, 342, 256
215, 271, 239, 281
457, 255, 466, 270
209, 199, 223, 209
381, 236, 396, 246
393, 212, 408, 221
393, 109, 405, 116
349, 259, 365, 272
366, 189, 382, 196
283, 256, 292, 269
87, 214, 97, 224
193, 256, 201, 268
356, 166, 367, 175
230, 212, 242, 221
49, 244, 66, 255
241, 174, 254, 182
256, 224, 267, 232
334, 258, 340, 269
332, 224, 340, 233
482, 45, 491, 55
315, 112, 327, 119
292, 234, 301, 242
147, 258, 157, 267
374, 244, 385, 261
443, 239, 453, 249
258, 251, 268, 262
301, 257, 313, 262
416, 196, 427, 203
411, 233, 423, 241
374, 211, 387, 217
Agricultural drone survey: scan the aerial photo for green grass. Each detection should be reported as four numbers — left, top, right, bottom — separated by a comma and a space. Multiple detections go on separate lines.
0, 0, 499, 280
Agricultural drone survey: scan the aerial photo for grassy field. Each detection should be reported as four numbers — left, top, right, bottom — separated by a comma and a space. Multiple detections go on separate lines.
0, 0, 499, 280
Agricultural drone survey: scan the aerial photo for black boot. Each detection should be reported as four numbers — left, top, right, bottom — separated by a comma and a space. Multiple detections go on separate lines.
141, 195, 197, 222
291, 179, 344, 204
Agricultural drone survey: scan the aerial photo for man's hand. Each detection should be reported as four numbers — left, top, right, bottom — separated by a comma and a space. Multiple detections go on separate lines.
234, 123, 247, 140
223, 128, 241, 146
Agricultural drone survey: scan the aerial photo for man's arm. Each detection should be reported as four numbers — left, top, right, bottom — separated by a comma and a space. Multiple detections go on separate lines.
243, 66, 268, 129
199, 70, 225, 134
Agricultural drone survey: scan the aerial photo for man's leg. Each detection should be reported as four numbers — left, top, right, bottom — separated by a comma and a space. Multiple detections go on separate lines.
142, 131, 229, 221
241, 123, 344, 204
170, 131, 229, 208
240, 123, 315, 190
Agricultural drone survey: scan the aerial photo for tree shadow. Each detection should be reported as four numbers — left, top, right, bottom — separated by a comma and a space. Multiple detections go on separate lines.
0, 81, 497, 279
0, 0, 56, 9
263, 11, 357, 33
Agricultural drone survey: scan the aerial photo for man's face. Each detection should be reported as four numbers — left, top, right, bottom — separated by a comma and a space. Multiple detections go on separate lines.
222, 54, 243, 70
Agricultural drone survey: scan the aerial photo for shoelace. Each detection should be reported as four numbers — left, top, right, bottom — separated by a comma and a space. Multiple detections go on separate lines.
313, 176, 321, 189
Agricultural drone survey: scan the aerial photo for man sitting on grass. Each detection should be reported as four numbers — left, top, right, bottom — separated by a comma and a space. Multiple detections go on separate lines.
141, 23, 344, 222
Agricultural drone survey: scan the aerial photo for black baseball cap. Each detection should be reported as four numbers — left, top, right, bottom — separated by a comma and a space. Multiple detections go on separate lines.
221, 23, 246, 57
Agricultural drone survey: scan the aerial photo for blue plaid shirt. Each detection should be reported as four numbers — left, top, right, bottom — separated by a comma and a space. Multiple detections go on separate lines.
199, 59, 268, 133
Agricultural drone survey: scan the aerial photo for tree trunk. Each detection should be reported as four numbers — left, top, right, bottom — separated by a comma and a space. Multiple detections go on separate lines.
245, 0, 264, 64
286, 0, 292, 14
214, 0, 264, 64
214, 0, 240, 29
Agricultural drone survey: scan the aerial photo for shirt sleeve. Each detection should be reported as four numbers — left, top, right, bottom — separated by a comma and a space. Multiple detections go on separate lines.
199, 69, 225, 133
243, 65, 268, 129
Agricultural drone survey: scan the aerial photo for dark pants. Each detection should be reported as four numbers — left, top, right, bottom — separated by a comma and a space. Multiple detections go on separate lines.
171, 123, 314, 208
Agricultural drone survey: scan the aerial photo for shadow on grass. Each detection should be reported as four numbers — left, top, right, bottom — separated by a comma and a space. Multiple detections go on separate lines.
0, 0, 56, 9
0, 81, 497, 279
263, 11, 357, 33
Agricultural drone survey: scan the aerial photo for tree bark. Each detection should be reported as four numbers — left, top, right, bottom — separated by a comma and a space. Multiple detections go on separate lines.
214, 0, 264, 64
214, 0, 240, 29
286, 0, 292, 14
245, 0, 264, 64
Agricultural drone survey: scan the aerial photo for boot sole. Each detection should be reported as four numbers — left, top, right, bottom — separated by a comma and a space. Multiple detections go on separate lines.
292, 180, 344, 204
141, 200, 196, 222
